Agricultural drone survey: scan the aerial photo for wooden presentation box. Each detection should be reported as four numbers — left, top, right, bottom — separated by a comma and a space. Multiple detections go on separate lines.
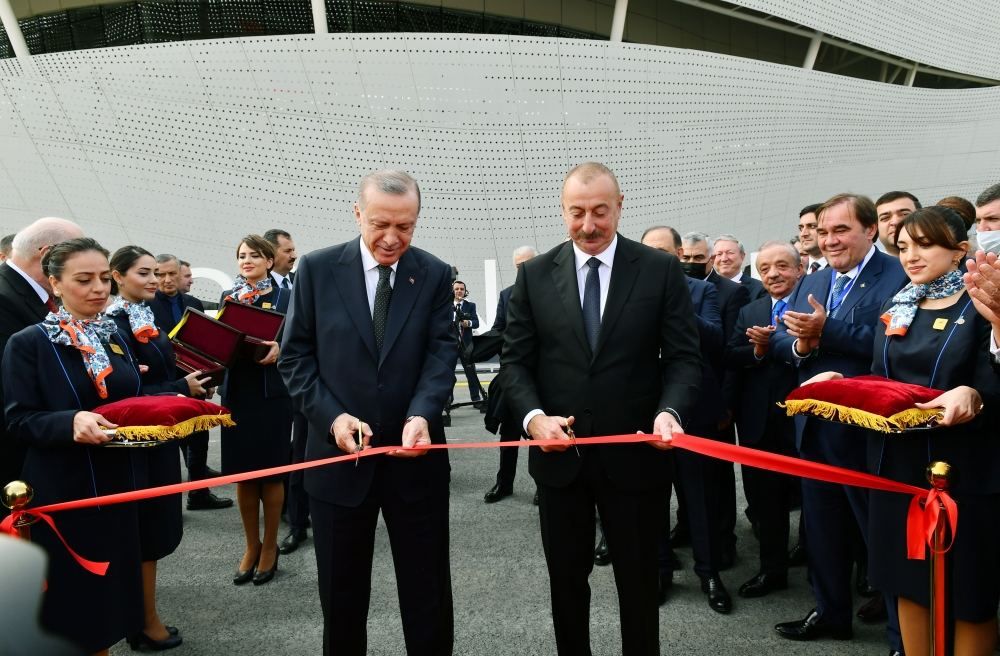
168, 308, 244, 387
216, 300, 284, 361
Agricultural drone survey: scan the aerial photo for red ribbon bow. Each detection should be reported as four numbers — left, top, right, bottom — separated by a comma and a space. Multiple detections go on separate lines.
1, 510, 109, 576
906, 488, 958, 560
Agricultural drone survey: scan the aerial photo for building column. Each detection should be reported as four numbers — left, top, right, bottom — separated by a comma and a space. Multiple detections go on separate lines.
610, 0, 628, 43
311, 0, 328, 35
802, 31, 823, 70
0, 0, 29, 60
905, 62, 918, 87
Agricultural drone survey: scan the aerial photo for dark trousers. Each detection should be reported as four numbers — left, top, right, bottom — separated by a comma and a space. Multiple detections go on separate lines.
459, 358, 483, 401
740, 423, 796, 576
716, 424, 737, 551
669, 448, 722, 578
537, 452, 664, 656
494, 424, 521, 491
310, 465, 453, 656
285, 413, 310, 530
183, 431, 209, 495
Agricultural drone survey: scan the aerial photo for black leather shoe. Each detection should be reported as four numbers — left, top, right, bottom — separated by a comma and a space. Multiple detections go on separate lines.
187, 491, 233, 511
278, 529, 307, 555
658, 571, 673, 606
669, 524, 690, 548
738, 572, 788, 598
788, 543, 807, 567
532, 490, 539, 506
856, 592, 888, 623
127, 631, 182, 651
593, 533, 611, 566
203, 466, 223, 478
253, 552, 279, 585
484, 484, 513, 504
700, 575, 732, 614
775, 609, 852, 641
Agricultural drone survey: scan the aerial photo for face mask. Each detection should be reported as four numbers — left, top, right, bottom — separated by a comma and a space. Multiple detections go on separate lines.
976, 229, 1000, 255
680, 261, 708, 279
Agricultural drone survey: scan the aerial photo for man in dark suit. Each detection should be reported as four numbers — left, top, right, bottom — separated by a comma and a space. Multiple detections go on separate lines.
0, 217, 82, 513
279, 170, 457, 656
640, 225, 731, 612
771, 194, 908, 644
149, 253, 233, 511
484, 245, 538, 504
678, 232, 750, 566
452, 280, 484, 405
713, 234, 767, 301
502, 162, 701, 655
724, 240, 803, 598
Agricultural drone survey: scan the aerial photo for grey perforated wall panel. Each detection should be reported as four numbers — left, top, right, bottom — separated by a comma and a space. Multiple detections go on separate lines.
732, 0, 1000, 80
2, 34, 1000, 314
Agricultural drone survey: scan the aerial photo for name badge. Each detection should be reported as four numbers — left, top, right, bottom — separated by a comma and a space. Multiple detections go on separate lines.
262, 302, 272, 309
932, 318, 948, 331
109, 343, 125, 355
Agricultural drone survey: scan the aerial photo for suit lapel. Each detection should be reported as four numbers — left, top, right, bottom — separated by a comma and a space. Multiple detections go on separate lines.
835, 251, 884, 320
332, 241, 377, 362
551, 244, 591, 357
0, 265, 48, 322
379, 250, 423, 368
594, 238, 639, 358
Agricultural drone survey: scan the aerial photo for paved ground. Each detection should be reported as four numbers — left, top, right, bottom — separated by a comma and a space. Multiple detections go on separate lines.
111, 378, 888, 655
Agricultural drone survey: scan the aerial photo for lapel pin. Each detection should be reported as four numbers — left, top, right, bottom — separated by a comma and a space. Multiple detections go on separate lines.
956, 316, 966, 325
860, 283, 866, 288
408, 277, 415, 284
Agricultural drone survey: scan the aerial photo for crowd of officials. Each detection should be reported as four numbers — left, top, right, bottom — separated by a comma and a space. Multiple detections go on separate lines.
1, 165, 1000, 656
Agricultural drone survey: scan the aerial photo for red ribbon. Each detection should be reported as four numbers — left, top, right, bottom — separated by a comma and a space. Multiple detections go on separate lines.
0, 510, 109, 576
6, 432, 956, 584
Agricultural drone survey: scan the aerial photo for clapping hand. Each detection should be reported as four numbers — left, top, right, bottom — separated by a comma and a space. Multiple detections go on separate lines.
783, 294, 826, 355
746, 324, 775, 357
965, 251, 1000, 331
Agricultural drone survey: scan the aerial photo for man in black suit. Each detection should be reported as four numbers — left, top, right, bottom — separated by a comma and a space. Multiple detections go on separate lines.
874, 191, 920, 257
502, 162, 701, 655
149, 253, 233, 511
279, 170, 457, 656
0, 217, 82, 512
484, 245, 538, 504
724, 240, 803, 598
678, 231, 750, 566
452, 280, 484, 405
713, 234, 766, 301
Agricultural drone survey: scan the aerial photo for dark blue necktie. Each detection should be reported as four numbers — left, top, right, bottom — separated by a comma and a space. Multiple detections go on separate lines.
771, 299, 787, 327
830, 274, 849, 317
582, 257, 602, 350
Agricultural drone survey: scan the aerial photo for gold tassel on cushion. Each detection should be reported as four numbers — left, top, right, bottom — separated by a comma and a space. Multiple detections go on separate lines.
113, 414, 236, 442
780, 400, 940, 433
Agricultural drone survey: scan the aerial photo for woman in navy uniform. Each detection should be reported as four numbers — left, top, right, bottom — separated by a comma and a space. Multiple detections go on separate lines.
809, 207, 1000, 654
106, 245, 211, 651
220, 234, 291, 586
2, 238, 143, 655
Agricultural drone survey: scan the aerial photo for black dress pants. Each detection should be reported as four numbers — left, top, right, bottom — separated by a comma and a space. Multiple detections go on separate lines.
183, 431, 209, 481
494, 423, 521, 491
740, 420, 796, 575
285, 412, 310, 530
310, 463, 453, 656
537, 451, 665, 656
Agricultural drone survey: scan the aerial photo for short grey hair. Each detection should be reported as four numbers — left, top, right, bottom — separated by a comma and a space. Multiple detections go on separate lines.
976, 182, 1000, 207
10, 217, 83, 260
756, 240, 801, 265
155, 253, 179, 267
682, 231, 714, 252
714, 233, 745, 255
512, 245, 538, 261
358, 170, 421, 212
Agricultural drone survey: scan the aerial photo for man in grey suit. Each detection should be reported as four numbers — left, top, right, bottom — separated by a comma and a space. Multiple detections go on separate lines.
279, 170, 457, 656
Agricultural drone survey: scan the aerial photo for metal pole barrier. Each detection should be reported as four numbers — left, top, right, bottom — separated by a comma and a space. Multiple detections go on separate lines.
2, 480, 37, 540
926, 461, 952, 656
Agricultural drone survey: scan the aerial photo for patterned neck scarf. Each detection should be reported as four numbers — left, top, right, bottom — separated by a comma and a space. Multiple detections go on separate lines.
880, 269, 965, 337
226, 275, 271, 305
42, 308, 118, 399
105, 297, 159, 343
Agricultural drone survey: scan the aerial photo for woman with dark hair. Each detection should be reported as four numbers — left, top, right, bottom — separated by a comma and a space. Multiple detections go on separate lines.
220, 234, 291, 586
805, 206, 1000, 654
2, 238, 143, 655
106, 245, 211, 650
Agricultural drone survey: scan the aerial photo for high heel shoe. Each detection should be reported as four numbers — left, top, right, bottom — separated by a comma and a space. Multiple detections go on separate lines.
127, 630, 183, 651
233, 547, 261, 586
253, 550, 279, 585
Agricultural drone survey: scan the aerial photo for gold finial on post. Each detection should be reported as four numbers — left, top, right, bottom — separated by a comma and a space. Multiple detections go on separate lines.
2, 480, 37, 535
926, 461, 952, 490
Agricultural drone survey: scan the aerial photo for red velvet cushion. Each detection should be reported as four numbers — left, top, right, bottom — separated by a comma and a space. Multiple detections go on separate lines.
783, 375, 943, 432
93, 396, 234, 442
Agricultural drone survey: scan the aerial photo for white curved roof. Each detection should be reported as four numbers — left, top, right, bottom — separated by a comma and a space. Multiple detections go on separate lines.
733, 0, 1000, 79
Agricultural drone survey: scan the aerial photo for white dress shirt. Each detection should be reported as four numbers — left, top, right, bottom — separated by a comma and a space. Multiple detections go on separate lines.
6, 259, 49, 304
807, 256, 828, 274
271, 271, 292, 290
358, 237, 396, 316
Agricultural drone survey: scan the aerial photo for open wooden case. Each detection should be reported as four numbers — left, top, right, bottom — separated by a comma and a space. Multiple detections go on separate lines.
216, 299, 285, 361
167, 308, 244, 386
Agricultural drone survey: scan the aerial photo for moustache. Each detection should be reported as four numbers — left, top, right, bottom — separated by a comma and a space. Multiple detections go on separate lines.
574, 229, 606, 241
